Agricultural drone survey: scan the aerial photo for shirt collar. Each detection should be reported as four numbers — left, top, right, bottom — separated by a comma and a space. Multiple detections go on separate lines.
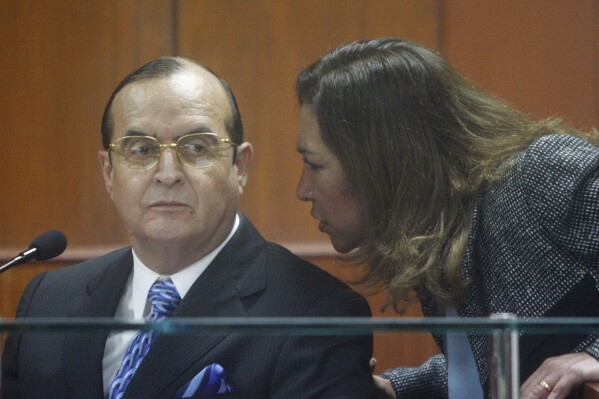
130, 214, 240, 318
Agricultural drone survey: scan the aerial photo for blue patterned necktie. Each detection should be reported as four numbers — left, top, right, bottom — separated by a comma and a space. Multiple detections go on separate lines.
108, 278, 181, 399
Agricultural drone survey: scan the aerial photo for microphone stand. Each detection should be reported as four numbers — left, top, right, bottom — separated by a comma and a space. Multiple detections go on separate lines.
0, 248, 37, 274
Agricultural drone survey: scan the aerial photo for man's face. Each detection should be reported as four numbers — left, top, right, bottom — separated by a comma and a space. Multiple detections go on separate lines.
99, 65, 251, 264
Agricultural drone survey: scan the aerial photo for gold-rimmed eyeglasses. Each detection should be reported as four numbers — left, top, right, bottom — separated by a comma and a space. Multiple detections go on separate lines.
108, 132, 237, 170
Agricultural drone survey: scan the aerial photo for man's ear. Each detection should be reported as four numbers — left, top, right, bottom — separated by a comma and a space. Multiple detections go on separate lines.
234, 142, 253, 194
98, 151, 114, 198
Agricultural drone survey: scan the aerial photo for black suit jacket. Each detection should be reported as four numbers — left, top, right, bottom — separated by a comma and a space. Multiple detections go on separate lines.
2, 214, 375, 399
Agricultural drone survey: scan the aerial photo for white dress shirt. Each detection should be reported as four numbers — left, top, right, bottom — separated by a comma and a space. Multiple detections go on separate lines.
102, 215, 239, 395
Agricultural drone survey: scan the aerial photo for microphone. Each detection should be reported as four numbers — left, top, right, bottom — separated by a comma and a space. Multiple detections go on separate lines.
0, 230, 67, 274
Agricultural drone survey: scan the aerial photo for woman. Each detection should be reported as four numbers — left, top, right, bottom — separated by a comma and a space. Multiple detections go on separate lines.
295, 38, 599, 399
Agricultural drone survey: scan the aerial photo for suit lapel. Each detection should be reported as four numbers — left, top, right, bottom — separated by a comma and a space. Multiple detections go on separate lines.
123, 214, 268, 399
63, 249, 133, 398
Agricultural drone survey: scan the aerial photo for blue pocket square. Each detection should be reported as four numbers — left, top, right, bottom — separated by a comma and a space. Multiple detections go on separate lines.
176, 363, 234, 398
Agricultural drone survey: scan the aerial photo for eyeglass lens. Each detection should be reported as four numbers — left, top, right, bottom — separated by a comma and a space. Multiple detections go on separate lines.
112, 133, 226, 169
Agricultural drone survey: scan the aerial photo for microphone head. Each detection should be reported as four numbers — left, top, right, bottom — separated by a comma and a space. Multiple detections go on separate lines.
29, 230, 68, 261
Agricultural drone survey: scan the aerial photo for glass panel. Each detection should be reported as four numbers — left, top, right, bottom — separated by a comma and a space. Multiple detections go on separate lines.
2, 316, 599, 399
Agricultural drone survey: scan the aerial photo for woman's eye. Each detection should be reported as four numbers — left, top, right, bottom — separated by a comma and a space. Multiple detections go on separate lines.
303, 159, 321, 171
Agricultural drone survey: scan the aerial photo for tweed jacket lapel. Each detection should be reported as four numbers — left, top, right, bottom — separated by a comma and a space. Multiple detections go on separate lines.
437, 135, 599, 390
454, 204, 492, 389
122, 214, 268, 399
63, 249, 133, 399
420, 202, 491, 389
388, 136, 599, 397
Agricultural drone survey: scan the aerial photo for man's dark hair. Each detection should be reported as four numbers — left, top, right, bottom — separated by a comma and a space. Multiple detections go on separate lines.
101, 57, 244, 159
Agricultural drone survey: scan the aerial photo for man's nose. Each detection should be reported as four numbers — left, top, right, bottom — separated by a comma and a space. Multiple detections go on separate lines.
154, 147, 184, 186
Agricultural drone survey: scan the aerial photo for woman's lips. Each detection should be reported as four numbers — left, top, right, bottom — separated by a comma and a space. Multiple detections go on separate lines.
318, 220, 328, 233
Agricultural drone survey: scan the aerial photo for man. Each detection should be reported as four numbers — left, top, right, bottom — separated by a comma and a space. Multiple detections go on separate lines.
1, 57, 375, 398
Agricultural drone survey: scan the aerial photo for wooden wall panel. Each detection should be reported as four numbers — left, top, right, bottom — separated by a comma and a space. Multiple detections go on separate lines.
176, 0, 440, 247
0, 0, 440, 261
440, 0, 599, 130
0, 0, 174, 253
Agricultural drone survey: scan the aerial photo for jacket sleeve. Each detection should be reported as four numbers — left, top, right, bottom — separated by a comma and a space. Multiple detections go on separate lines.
380, 354, 448, 398
269, 291, 376, 399
524, 135, 599, 361
523, 135, 599, 261
1, 272, 47, 399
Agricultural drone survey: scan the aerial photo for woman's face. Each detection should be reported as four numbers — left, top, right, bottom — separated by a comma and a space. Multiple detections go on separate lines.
295, 105, 366, 253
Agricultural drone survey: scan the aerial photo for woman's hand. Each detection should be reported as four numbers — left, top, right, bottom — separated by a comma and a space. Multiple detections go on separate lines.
520, 352, 599, 399
370, 358, 397, 399
373, 375, 396, 399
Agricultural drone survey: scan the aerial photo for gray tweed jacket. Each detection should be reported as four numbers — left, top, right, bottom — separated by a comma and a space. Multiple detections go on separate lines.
381, 134, 599, 398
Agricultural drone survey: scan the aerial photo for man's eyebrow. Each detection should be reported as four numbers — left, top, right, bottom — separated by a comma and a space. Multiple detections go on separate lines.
124, 130, 151, 137
185, 126, 213, 134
